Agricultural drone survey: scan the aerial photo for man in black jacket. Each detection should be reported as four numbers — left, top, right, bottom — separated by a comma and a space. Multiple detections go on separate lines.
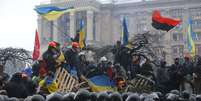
169, 58, 183, 90
127, 54, 141, 79
112, 41, 122, 64
3, 73, 29, 98
64, 42, 81, 79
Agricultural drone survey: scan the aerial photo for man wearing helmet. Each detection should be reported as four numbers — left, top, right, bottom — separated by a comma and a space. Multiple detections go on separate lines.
42, 41, 61, 73
64, 42, 82, 80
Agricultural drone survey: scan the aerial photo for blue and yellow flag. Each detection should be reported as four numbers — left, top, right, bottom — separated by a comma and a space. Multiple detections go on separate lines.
88, 75, 115, 92
79, 20, 85, 49
187, 18, 196, 57
35, 6, 73, 21
122, 17, 129, 46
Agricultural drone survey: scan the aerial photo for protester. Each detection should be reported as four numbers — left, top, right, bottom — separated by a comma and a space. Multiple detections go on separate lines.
3, 73, 29, 98
2, 39, 201, 100
169, 58, 183, 91
127, 54, 140, 79
109, 92, 122, 101
98, 56, 109, 75
156, 60, 170, 94
46, 93, 63, 101
38, 71, 58, 94
64, 42, 81, 80
42, 41, 60, 73
112, 41, 122, 64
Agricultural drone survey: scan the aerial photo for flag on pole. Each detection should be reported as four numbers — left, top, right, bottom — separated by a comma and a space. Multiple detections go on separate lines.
186, 18, 196, 57
35, 6, 73, 21
79, 20, 85, 49
122, 17, 129, 45
32, 30, 40, 61
152, 10, 181, 32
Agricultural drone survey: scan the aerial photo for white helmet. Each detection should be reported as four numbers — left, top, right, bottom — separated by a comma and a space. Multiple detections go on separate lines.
100, 56, 107, 62
79, 52, 85, 56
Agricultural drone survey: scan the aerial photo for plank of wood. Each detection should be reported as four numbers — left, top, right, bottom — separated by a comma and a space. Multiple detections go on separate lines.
70, 79, 75, 91
55, 67, 79, 92
59, 70, 67, 90
57, 68, 65, 87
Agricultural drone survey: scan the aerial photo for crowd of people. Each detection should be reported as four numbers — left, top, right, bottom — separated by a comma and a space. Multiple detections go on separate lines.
0, 89, 201, 101
0, 40, 201, 100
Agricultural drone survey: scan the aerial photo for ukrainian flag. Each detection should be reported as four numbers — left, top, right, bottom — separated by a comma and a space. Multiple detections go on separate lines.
88, 75, 115, 92
187, 18, 196, 57
35, 6, 73, 21
79, 20, 85, 49
122, 17, 129, 46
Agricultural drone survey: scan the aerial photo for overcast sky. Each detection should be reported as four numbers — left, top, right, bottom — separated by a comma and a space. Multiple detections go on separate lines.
0, 0, 40, 51
0, 0, 143, 51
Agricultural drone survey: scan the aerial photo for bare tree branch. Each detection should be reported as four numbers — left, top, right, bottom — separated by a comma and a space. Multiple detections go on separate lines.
0, 47, 32, 67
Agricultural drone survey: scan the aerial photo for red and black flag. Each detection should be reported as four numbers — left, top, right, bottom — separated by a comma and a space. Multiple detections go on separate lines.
152, 10, 181, 32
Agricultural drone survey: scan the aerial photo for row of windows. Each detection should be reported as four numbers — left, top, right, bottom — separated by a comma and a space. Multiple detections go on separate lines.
172, 33, 201, 42
189, 7, 201, 17
172, 33, 183, 41
171, 45, 201, 57
41, 20, 53, 45
171, 45, 184, 58
123, 7, 201, 19
192, 20, 201, 29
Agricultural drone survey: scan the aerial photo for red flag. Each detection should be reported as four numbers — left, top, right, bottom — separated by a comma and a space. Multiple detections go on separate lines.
152, 10, 181, 32
32, 30, 40, 61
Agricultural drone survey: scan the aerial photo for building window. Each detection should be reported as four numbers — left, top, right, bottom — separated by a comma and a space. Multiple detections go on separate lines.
172, 33, 183, 41
189, 7, 201, 18
41, 20, 53, 45
58, 13, 70, 45
196, 44, 201, 56
197, 32, 201, 40
172, 46, 178, 58
173, 33, 177, 41
192, 20, 201, 29
172, 45, 184, 58
178, 45, 184, 56
169, 9, 184, 20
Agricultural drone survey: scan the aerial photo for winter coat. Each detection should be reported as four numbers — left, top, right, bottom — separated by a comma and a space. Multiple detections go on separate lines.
64, 48, 79, 68
112, 46, 122, 64
42, 50, 57, 73
140, 63, 153, 76
119, 47, 132, 71
64, 48, 81, 78
127, 64, 140, 79
156, 67, 169, 84
183, 61, 194, 75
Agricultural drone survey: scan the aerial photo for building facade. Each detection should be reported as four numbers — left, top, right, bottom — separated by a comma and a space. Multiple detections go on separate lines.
37, 0, 201, 64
